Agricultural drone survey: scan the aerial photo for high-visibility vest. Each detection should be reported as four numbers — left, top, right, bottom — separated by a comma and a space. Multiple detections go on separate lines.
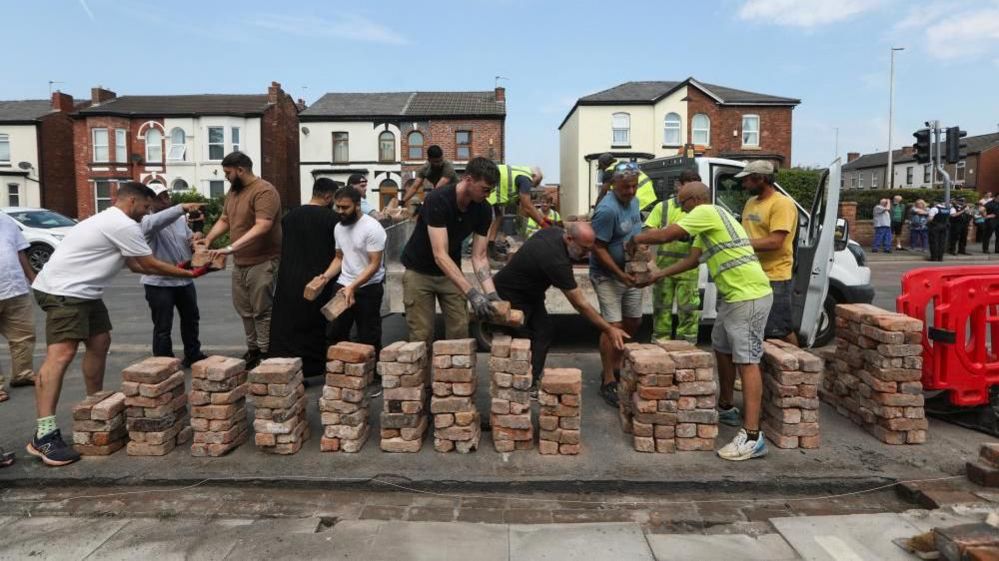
524, 209, 561, 238
655, 198, 697, 281
605, 166, 657, 212
488, 165, 534, 206
700, 206, 762, 294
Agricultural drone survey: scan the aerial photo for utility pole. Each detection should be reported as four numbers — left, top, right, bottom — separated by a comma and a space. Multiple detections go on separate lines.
834, 127, 839, 161
886, 47, 904, 190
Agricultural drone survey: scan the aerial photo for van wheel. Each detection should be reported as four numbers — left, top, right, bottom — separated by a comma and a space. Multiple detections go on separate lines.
469, 320, 497, 353
813, 294, 838, 347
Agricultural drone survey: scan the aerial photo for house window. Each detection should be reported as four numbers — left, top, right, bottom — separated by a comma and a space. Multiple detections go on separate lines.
906, 166, 913, 185
871, 171, 879, 188
145, 128, 162, 163
840, 177, 845, 189
851, 175, 857, 188
0, 134, 9, 164
611, 113, 630, 146
742, 115, 760, 147
209, 180, 225, 198
208, 127, 225, 160
692, 114, 710, 146
408, 131, 424, 160
92, 128, 109, 163
115, 129, 127, 163
95, 180, 113, 212
859, 173, 865, 189
332, 132, 349, 163
956, 161, 966, 182
456, 131, 471, 160
172, 178, 189, 191
168, 128, 186, 161
231, 127, 240, 152
378, 131, 395, 162
663, 112, 681, 146
923, 164, 931, 184
7, 184, 19, 206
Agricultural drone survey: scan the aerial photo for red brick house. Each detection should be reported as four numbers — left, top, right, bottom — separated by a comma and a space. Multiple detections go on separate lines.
72, 82, 300, 218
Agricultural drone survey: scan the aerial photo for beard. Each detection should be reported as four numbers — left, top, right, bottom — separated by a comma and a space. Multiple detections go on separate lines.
230, 175, 245, 192
339, 210, 360, 225
747, 185, 762, 197
567, 242, 586, 261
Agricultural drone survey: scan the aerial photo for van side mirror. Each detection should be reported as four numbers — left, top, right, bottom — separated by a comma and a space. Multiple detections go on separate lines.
835, 218, 849, 251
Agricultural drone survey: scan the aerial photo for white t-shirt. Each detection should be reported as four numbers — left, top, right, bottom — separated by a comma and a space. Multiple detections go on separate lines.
0, 213, 30, 300
334, 214, 386, 287
33, 207, 152, 300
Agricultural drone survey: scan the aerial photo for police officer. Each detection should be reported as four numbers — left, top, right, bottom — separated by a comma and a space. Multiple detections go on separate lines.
927, 199, 951, 262
596, 153, 657, 218
947, 196, 972, 256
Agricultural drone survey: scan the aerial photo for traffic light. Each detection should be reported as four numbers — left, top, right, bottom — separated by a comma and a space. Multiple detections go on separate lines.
945, 126, 967, 164
913, 128, 931, 164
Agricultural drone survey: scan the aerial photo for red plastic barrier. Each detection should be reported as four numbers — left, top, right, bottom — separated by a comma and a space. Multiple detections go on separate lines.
930, 275, 999, 406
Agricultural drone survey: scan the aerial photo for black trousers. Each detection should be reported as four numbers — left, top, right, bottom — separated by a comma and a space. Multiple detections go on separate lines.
497, 289, 553, 381
328, 282, 384, 356
948, 220, 969, 253
928, 223, 949, 261
984, 219, 997, 253
144, 284, 202, 360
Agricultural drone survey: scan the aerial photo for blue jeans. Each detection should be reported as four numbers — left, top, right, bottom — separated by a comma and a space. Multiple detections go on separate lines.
910, 228, 928, 251
873, 226, 892, 252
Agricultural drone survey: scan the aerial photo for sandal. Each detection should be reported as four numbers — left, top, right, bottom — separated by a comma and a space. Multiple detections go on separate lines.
0, 448, 14, 467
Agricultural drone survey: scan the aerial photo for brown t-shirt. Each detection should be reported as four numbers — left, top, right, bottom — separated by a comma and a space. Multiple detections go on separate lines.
222, 177, 282, 266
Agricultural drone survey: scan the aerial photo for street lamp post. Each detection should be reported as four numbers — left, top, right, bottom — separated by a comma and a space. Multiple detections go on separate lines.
886, 47, 904, 190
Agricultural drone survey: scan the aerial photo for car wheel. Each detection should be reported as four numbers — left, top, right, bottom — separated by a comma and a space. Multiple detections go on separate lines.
469, 319, 500, 353
27, 244, 53, 272
813, 294, 838, 348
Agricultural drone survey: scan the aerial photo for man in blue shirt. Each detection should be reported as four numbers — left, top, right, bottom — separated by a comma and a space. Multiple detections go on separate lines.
590, 162, 643, 407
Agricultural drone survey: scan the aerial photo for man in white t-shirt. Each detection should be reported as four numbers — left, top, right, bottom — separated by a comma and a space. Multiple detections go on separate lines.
313, 185, 387, 358
0, 212, 37, 399
28, 182, 212, 467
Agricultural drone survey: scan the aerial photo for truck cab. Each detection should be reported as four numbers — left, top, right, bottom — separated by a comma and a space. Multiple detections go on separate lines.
640, 156, 874, 347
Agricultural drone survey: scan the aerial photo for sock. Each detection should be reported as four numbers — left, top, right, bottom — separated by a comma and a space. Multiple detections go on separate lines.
613, 369, 621, 382
745, 429, 760, 442
36, 416, 57, 439
719, 402, 733, 411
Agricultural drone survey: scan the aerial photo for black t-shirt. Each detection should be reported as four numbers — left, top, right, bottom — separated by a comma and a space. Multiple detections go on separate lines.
986, 200, 999, 219
401, 184, 492, 276
494, 227, 577, 302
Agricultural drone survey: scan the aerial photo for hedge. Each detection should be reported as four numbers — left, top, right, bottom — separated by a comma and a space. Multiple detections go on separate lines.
170, 190, 229, 247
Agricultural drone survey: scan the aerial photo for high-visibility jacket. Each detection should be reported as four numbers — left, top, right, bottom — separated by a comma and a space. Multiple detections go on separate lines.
693, 205, 771, 303
488, 165, 534, 206
524, 209, 561, 238
605, 165, 657, 213
646, 198, 697, 281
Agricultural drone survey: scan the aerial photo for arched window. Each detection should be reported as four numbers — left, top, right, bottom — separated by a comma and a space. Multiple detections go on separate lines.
612, 112, 630, 146
692, 114, 710, 146
145, 128, 163, 163
172, 178, 189, 191
663, 112, 681, 146
168, 128, 186, 161
408, 131, 424, 160
379, 131, 395, 162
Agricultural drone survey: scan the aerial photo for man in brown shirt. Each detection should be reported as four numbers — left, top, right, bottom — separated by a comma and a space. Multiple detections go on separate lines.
205, 151, 282, 368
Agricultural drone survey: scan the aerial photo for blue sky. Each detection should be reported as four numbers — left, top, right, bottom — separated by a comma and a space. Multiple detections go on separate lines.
4, 0, 998, 182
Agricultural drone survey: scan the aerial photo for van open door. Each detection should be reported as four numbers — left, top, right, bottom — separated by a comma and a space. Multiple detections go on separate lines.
791, 160, 842, 347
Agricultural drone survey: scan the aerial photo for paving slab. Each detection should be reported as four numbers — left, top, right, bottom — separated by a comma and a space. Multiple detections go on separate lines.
646, 533, 800, 561
84, 518, 256, 561
509, 522, 654, 561
900, 508, 986, 533
326, 520, 508, 561
0, 516, 130, 561
770, 513, 924, 561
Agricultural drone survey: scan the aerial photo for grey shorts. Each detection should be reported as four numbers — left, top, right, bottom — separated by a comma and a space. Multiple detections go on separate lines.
765, 280, 794, 339
711, 293, 773, 364
591, 275, 643, 324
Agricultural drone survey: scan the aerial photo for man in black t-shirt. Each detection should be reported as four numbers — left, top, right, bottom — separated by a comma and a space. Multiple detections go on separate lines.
401, 157, 500, 347
983, 194, 999, 254
494, 223, 629, 383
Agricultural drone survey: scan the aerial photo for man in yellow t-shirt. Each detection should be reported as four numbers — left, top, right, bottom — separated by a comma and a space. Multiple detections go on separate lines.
738, 160, 799, 346
632, 182, 773, 462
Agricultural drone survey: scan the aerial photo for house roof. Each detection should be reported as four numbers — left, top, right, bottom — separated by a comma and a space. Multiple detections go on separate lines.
77, 94, 272, 117
300, 91, 505, 120
843, 131, 999, 170
0, 100, 53, 123
560, 77, 800, 129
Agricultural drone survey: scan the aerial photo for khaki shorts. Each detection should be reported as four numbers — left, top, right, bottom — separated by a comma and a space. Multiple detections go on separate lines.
33, 290, 112, 344
591, 275, 643, 324
711, 293, 773, 364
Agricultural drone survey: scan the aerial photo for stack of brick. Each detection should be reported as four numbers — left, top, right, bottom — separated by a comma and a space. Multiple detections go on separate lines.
489, 335, 533, 452
319, 343, 375, 453
966, 443, 999, 488
538, 368, 582, 455
249, 357, 309, 454
820, 303, 926, 445
621, 344, 677, 453
669, 344, 717, 452
760, 340, 822, 449
121, 357, 191, 456
189, 356, 249, 457
625, 244, 655, 285
431, 338, 480, 453
72, 391, 127, 456
378, 341, 429, 452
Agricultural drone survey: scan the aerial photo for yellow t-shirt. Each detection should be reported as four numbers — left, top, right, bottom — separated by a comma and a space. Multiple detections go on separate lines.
742, 191, 797, 281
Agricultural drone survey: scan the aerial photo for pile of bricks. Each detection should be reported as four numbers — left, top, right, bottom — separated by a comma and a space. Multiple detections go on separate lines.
487, 302, 525, 328
72, 391, 127, 456
319, 343, 375, 452
820, 303, 926, 445
625, 244, 655, 285
760, 340, 822, 449
966, 443, 999, 488
249, 357, 309, 454
538, 368, 582, 455
668, 343, 717, 452
121, 357, 191, 456
488, 335, 533, 452
431, 338, 481, 453
378, 341, 430, 452
189, 356, 249, 457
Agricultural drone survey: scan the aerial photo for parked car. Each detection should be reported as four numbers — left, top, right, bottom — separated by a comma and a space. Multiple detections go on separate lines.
0, 207, 76, 272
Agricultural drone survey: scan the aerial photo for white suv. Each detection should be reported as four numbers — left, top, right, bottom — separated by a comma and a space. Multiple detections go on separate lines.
0, 207, 76, 272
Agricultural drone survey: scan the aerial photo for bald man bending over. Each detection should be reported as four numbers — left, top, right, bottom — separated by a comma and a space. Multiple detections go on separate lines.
493, 223, 629, 388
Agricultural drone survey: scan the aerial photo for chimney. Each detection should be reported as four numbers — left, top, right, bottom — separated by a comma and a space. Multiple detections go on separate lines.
495, 86, 506, 103
268, 81, 282, 105
51, 91, 74, 113
847, 152, 860, 163
91, 86, 116, 105
901, 146, 915, 157
296, 98, 307, 111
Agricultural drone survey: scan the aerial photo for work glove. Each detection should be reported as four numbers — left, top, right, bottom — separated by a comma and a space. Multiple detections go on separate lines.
190, 265, 212, 278
486, 291, 503, 302
176, 260, 192, 270
467, 288, 497, 321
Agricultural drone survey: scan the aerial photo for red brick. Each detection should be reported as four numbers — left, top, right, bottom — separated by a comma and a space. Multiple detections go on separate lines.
540, 369, 582, 394
122, 358, 181, 384
432, 338, 477, 355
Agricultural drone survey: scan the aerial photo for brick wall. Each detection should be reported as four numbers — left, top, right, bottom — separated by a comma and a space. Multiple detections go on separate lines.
685, 86, 793, 167
260, 82, 301, 208
38, 93, 78, 217
72, 115, 152, 217
399, 117, 505, 177
979, 147, 999, 195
